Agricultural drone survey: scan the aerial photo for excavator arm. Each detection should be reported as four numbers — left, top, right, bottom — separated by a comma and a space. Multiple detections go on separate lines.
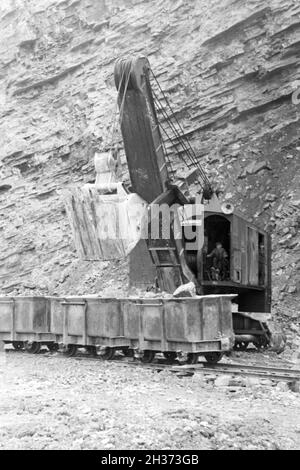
114, 57, 169, 203
114, 57, 198, 292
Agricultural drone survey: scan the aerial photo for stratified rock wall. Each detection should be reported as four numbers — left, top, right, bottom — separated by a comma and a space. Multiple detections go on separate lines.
0, 0, 299, 315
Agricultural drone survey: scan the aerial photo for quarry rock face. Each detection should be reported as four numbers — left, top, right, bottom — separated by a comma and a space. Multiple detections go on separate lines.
0, 0, 299, 318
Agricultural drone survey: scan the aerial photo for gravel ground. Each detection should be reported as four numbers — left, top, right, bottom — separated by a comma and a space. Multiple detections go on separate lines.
0, 351, 300, 450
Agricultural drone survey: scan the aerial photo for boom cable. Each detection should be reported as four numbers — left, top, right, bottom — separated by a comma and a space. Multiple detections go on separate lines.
150, 68, 212, 192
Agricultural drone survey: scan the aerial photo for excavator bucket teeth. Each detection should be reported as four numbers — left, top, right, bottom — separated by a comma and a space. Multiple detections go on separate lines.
64, 186, 147, 261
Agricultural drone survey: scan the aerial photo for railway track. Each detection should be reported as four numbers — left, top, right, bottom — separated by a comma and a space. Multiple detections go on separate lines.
171, 362, 300, 382
4, 347, 300, 384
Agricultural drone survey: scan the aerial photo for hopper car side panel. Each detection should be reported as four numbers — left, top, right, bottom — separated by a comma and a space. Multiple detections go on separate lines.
61, 297, 129, 349
122, 295, 235, 354
0, 296, 53, 344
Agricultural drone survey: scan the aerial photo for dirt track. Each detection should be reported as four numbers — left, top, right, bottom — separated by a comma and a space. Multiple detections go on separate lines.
0, 351, 300, 450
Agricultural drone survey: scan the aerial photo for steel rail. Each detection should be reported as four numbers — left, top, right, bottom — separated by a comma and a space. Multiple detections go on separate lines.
4, 348, 300, 383
200, 361, 300, 375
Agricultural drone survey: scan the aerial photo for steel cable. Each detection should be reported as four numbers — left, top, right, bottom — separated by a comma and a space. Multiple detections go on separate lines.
150, 68, 212, 190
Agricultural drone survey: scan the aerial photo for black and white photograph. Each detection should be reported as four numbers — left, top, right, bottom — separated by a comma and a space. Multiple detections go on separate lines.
0, 0, 299, 453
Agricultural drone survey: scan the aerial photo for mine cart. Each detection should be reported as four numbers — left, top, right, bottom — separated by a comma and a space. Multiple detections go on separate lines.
0, 296, 53, 353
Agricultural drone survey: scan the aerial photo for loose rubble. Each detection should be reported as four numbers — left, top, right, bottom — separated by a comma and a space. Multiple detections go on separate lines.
0, 352, 300, 450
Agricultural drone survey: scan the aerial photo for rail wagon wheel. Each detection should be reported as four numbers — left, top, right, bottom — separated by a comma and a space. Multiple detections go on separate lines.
234, 342, 248, 351
204, 352, 223, 364
253, 336, 269, 351
47, 343, 59, 352
86, 346, 97, 356
186, 353, 199, 365
12, 341, 24, 350
163, 351, 177, 362
122, 348, 134, 358
25, 342, 41, 354
64, 344, 78, 357
140, 350, 155, 363
101, 347, 115, 361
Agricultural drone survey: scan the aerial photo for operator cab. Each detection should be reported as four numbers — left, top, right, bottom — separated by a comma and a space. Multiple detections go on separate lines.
203, 214, 231, 281
182, 206, 271, 312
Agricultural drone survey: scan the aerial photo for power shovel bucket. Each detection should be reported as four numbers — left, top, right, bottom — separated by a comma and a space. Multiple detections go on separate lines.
64, 184, 147, 260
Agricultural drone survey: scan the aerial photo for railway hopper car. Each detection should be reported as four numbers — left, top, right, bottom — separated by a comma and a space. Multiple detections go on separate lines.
0, 294, 235, 363
0, 296, 55, 353
59, 297, 130, 358
123, 295, 234, 363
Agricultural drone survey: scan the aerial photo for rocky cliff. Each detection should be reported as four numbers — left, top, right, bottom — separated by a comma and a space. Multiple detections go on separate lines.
0, 0, 299, 323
